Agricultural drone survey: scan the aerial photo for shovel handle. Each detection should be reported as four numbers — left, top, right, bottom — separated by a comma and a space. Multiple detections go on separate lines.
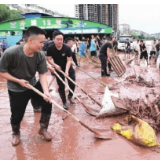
27, 84, 79, 122
54, 71, 80, 102
77, 67, 107, 87
60, 70, 102, 107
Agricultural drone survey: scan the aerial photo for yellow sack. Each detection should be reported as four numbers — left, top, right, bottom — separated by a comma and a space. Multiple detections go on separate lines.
112, 115, 160, 148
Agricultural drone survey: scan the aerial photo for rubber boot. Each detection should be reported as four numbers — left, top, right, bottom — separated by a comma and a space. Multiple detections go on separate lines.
108, 63, 113, 72
68, 95, 75, 104
59, 91, 69, 110
31, 98, 42, 112
39, 113, 52, 141
101, 69, 110, 77
11, 124, 20, 146
101, 69, 107, 77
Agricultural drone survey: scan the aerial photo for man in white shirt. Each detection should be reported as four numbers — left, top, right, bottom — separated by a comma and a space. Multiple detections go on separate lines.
149, 40, 157, 62
71, 39, 79, 67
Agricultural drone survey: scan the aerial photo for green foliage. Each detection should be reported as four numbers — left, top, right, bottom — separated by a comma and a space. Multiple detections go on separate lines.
131, 33, 155, 40
0, 4, 22, 22
130, 34, 139, 38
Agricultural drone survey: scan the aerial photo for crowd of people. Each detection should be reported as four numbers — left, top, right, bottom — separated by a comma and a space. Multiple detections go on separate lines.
1, 25, 160, 147
0, 26, 118, 146
124, 38, 160, 66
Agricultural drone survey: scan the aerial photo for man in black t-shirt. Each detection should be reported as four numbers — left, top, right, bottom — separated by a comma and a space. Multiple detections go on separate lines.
125, 39, 131, 59
139, 40, 148, 65
99, 37, 113, 77
47, 31, 75, 110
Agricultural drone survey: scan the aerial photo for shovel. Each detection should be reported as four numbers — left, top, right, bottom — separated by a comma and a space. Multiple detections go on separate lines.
27, 84, 113, 139
54, 71, 99, 116
60, 70, 102, 108
76, 66, 108, 87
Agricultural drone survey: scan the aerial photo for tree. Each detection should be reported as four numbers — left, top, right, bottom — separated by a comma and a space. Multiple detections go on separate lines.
9, 10, 22, 20
0, 4, 10, 22
0, 4, 22, 22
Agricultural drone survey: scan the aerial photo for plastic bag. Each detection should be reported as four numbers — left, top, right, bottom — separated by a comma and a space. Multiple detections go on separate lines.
112, 115, 160, 148
97, 87, 126, 118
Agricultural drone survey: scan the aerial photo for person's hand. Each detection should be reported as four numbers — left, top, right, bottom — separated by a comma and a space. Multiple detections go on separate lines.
18, 79, 30, 88
55, 64, 61, 72
49, 66, 55, 73
43, 91, 51, 102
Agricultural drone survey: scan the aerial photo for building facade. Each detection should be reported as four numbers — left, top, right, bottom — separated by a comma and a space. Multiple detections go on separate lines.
75, 4, 118, 32
6, 4, 64, 17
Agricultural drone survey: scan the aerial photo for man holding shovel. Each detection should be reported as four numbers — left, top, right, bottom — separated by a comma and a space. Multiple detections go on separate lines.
0, 26, 52, 146
47, 31, 76, 110
99, 37, 113, 77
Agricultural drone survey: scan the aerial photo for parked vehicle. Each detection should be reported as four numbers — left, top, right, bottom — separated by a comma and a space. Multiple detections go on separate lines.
118, 35, 133, 51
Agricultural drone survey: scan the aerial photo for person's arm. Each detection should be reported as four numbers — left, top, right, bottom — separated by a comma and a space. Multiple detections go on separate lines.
39, 73, 49, 93
106, 44, 112, 60
65, 57, 72, 76
0, 51, 29, 88
46, 46, 61, 71
74, 45, 77, 54
46, 61, 55, 73
37, 54, 51, 102
65, 47, 73, 76
0, 72, 29, 88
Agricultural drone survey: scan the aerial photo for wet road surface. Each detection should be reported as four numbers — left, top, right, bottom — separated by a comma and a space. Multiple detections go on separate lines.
0, 52, 160, 160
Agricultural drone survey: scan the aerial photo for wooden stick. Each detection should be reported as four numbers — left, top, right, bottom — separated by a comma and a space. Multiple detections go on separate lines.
27, 84, 109, 139
54, 71, 98, 116
60, 70, 102, 108
77, 67, 107, 87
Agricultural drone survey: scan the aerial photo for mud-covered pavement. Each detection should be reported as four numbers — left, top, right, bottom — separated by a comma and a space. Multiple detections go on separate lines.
1, 52, 160, 160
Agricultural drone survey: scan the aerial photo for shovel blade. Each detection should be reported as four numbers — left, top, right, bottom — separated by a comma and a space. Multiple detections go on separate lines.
93, 128, 113, 139
85, 107, 100, 117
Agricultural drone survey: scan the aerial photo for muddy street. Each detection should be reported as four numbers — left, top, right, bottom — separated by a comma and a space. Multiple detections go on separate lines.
0, 52, 160, 160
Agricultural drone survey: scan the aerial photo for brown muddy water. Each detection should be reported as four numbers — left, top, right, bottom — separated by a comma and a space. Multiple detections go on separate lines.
0, 52, 160, 160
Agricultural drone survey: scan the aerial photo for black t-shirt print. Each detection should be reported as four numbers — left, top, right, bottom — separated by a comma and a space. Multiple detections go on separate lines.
47, 43, 73, 71
100, 42, 112, 56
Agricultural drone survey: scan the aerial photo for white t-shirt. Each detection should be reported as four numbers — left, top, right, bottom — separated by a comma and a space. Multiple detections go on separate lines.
151, 42, 156, 51
133, 41, 137, 50
71, 44, 77, 52
134, 43, 139, 51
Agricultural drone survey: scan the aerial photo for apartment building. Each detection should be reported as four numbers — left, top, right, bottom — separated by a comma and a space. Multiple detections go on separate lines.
6, 4, 63, 17
75, 4, 118, 32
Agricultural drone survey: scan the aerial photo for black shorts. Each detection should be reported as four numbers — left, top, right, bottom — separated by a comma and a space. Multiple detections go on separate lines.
91, 51, 96, 56
150, 51, 156, 56
140, 52, 148, 60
